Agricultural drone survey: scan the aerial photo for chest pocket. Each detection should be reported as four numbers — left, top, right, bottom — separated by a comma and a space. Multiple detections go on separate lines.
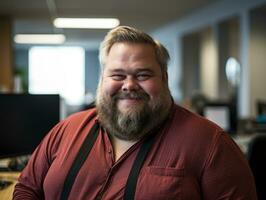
135, 166, 184, 200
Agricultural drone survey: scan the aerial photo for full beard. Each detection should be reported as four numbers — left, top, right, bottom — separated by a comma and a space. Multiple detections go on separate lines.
96, 87, 171, 141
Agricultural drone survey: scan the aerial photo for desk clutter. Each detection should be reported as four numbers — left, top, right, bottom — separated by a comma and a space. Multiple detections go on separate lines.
0, 172, 20, 200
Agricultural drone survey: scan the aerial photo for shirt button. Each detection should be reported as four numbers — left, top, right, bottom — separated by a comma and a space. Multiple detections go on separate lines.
108, 149, 112, 153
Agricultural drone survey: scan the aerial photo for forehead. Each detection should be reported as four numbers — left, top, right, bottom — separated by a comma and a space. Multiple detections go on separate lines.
105, 42, 160, 72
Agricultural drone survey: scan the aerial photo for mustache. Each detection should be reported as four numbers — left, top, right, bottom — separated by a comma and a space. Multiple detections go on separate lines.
112, 91, 149, 101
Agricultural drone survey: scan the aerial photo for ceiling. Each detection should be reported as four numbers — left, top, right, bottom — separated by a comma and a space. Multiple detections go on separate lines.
0, 0, 217, 49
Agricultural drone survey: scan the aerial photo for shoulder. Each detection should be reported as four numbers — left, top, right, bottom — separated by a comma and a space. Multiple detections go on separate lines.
163, 104, 225, 148
61, 107, 97, 128
46, 107, 98, 142
164, 104, 228, 162
44, 108, 98, 155
162, 104, 245, 174
171, 105, 237, 153
170, 104, 223, 137
170, 104, 243, 158
64, 107, 97, 122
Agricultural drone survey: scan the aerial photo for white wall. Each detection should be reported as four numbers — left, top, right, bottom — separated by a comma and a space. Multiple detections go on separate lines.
200, 27, 219, 99
249, 10, 266, 116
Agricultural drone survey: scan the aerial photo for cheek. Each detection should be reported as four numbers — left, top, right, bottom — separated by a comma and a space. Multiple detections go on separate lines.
102, 79, 122, 96
140, 80, 164, 99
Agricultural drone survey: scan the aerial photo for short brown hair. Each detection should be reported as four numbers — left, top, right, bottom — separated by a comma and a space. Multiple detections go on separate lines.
99, 26, 170, 72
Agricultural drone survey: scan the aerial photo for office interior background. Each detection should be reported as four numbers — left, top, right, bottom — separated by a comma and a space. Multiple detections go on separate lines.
1, 0, 266, 116
1, 0, 266, 146
1, 0, 266, 198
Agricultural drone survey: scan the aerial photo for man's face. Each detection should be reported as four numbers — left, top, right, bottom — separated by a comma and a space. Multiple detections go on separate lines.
96, 42, 171, 141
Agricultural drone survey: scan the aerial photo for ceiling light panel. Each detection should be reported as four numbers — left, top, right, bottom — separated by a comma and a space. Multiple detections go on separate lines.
53, 18, 120, 29
14, 34, 66, 44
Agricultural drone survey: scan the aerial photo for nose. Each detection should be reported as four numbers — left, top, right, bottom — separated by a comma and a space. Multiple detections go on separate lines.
122, 77, 140, 92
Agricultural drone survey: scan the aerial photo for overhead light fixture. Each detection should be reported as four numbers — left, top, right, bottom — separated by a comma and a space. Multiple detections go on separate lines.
53, 18, 120, 29
14, 34, 66, 44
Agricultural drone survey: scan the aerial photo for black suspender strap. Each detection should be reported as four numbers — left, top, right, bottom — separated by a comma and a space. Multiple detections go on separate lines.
60, 122, 99, 200
60, 121, 156, 200
123, 134, 156, 200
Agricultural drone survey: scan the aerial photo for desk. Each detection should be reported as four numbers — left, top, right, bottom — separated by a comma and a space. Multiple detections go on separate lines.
0, 172, 20, 200
233, 134, 257, 154
233, 133, 266, 155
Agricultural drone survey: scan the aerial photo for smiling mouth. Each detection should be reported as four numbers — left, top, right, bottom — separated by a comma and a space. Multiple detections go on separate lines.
114, 91, 149, 103
118, 98, 143, 105
119, 97, 142, 100
119, 98, 142, 101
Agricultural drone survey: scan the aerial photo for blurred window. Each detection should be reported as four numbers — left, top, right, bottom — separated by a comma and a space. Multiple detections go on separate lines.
29, 46, 85, 105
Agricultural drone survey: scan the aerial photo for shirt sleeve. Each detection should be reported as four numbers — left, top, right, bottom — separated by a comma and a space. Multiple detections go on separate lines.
13, 120, 66, 200
201, 131, 257, 200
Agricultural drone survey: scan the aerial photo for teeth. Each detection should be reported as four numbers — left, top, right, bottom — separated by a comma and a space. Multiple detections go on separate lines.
120, 98, 140, 100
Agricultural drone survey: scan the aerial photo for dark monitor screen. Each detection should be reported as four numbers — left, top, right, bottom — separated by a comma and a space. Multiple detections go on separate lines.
202, 102, 237, 134
257, 100, 266, 116
0, 94, 60, 158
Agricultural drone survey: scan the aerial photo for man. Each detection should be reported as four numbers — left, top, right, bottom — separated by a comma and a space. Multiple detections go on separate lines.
13, 26, 257, 199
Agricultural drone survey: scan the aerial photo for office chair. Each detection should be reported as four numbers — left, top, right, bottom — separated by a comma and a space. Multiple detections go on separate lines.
247, 135, 266, 200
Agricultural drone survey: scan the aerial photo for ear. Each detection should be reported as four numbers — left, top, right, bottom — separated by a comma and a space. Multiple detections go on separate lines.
162, 71, 168, 82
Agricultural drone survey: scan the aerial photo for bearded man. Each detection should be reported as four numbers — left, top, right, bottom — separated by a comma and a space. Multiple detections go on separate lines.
14, 26, 257, 200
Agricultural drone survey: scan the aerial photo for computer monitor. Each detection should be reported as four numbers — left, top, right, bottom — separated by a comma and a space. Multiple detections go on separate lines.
257, 100, 266, 116
256, 100, 266, 131
202, 102, 237, 134
0, 94, 60, 158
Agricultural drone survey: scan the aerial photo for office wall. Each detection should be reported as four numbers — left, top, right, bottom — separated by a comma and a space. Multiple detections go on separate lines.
181, 33, 200, 100
14, 49, 29, 92
85, 50, 100, 96
217, 18, 240, 99
180, 22, 239, 102
152, 0, 266, 117
250, 8, 266, 116
0, 17, 13, 92
200, 27, 219, 99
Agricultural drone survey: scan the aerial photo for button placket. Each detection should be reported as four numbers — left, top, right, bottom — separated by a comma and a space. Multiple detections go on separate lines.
95, 165, 115, 200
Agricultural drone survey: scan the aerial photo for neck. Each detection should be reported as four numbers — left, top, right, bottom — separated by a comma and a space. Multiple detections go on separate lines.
109, 135, 138, 162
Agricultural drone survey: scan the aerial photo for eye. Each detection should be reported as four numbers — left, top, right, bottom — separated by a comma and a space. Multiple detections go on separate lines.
136, 73, 152, 81
110, 74, 125, 81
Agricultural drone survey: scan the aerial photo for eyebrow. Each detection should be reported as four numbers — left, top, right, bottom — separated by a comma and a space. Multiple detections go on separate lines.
108, 68, 154, 74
